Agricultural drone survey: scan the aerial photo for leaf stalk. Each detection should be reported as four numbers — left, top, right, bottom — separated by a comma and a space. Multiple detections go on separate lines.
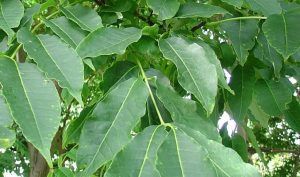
206, 16, 267, 26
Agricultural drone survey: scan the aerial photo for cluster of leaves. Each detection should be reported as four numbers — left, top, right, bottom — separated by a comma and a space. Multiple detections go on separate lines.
0, 0, 300, 176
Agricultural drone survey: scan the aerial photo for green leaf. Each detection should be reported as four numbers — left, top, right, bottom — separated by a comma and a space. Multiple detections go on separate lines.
0, 0, 24, 40
44, 16, 88, 48
146, 0, 180, 20
62, 106, 94, 147
176, 3, 228, 18
180, 125, 261, 177
76, 27, 142, 58
232, 134, 249, 162
60, 4, 103, 31
0, 58, 61, 166
77, 78, 148, 176
17, 28, 84, 104
0, 127, 15, 149
159, 37, 218, 114
105, 126, 167, 177
284, 98, 300, 133
254, 79, 293, 116
100, 61, 138, 93
244, 0, 281, 16
54, 167, 74, 177
20, 4, 41, 29
220, 0, 243, 8
248, 98, 270, 128
0, 95, 12, 127
156, 127, 217, 177
227, 66, 255, 123
221, 18, 258, 65
156, 78, 221, 142
194, 39, 233, 94
254, 32, 283, 78
262, 10, 300, 59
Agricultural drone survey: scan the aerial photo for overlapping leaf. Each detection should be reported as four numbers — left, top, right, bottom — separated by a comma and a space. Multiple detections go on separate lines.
244, 0, 281, 16
220, 0, 243, 8
0, 0, 24, 40
227, 66, 255, 123
60, 4, 103, 31
263, 10, 300, 59
17, 28, 84, 104
0, 95, 15, 149
176, 3, 228, 18
76, 27, 142, 58
77, 77, 148, 176
159, 37, 218, 114
284, 98, 300, 133
0, 58, 61, 166
221, 18, 258, 65
105, 126, 167, 177
254, 79, 293, 116
146, 0, 180, 20
44, 16, 88, 48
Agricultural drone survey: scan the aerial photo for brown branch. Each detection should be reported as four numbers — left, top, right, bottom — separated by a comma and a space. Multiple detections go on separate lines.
191, 21, 206, 32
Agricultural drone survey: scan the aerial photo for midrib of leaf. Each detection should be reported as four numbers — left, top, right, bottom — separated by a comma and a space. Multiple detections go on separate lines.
173, 129, 185, 177
164, 40, 206, 109
35, 36, 74, 92
208, 157, 231, 177
281, 14, 288, 58
46, 19, 77, 47
137, 125, 162, 177
238, 69, 244, 119
157, 0, 167, 17
61, 7, 92, 31
238, 20, 243, 61
83, 79, 139, 174
15, 63, 45, 155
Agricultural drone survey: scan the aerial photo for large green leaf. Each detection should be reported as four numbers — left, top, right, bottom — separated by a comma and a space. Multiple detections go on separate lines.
0, 58, 61, 166
44, 16, 88, 48
146, 0, 180, 20
254, 79, 293, 116
156, 127, 217, 177
179, 125, 261, 177
176, 3, 228, 18
0, 0, 24, 40
100, 61, 138, 93
77, 78, 148, 176
17, 28, 84, 104
194, 39, 233, 93
244, 0, 281, 16
262, 10, 300, 59
60, 4, 103, 31
156, 77, 221, 142
254, 32, 282, 78
227, 66, 255, 123
221, 18, 258, 65
76, 27, 142, 58
0, 95, 15, 149
159, 37, 218, 114
220, 0, 243, 8
284, 98, 300, 133
105, 126, 167, 177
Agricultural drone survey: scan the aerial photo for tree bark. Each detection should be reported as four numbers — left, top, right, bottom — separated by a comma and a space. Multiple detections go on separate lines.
28, 143, 49, 177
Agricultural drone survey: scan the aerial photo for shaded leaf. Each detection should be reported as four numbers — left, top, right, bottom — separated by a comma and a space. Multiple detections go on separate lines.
105, 126, 167, 177
263, 10, 300, 59
254, 79, 293, 116
284, 98, 300, 133
146, 0, 180, 20
77, 78, 148, 176
220, 0, 243, 8
227, 66, 255, 123
176, 3, 228, 18
159, 37, 218, 114
60, 4, 103, 31
244, 0, 281, 16
221, 18, 258, 65
0, 58, 61, 166
248, 98, 270, 128
76, 27, 142, 58
20, 4, 41, 29
44, 16, 88, 48
17, 28, 84, 104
